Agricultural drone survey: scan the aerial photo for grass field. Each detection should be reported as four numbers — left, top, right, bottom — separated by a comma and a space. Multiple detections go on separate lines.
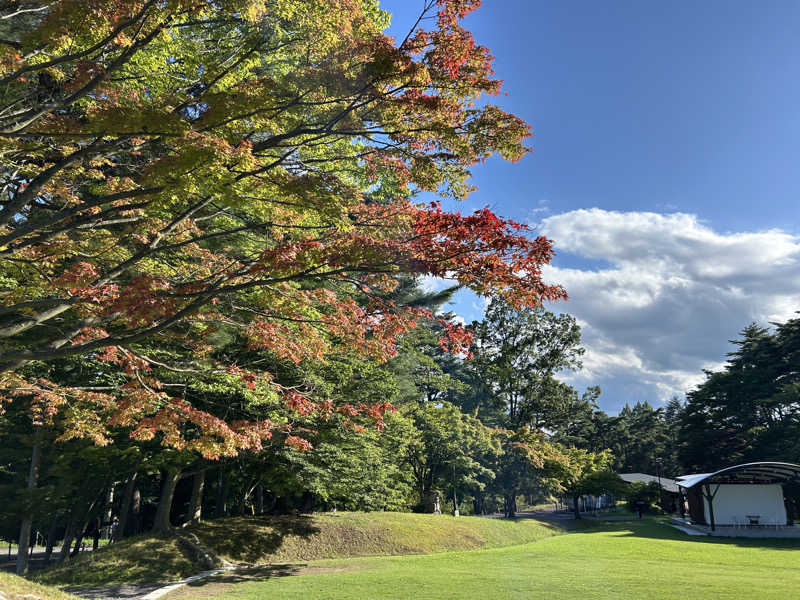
165, 518, 800, 600
34, 512, 564, 587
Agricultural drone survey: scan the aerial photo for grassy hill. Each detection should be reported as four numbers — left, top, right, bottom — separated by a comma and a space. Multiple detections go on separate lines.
164, 518, 800, 600
34, 534, 200, 587
35, 512, 565, 587
0, 571, 82, 600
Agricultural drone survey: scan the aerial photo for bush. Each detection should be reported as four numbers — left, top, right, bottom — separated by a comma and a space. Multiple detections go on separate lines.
625, 481, 662, 513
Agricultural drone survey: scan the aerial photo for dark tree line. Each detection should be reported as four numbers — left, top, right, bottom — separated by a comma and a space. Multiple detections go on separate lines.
557, 315, 800, 481
678, 318, 800, 472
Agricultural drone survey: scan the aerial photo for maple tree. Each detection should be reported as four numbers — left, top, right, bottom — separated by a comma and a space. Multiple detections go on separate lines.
0, 0, 566, 455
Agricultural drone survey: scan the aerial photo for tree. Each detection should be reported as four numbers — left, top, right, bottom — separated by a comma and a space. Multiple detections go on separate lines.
386, 278, 469, 407
549, 386, 603, 449
491, 427, 564, 518
469, 299, 583, 428
679, 319, 800, 471
0, 0, 565, 456
613, 402, 671, 475
625, 481, 661, 514
404, 401, 497, 513
558, 447, 623, 519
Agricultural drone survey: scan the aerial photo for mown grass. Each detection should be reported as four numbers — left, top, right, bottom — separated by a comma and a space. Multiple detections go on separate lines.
34, 534, 200, 587
188, 512, 565, 564
34, 512, 565, 587
0, 571, 83, 600
167, 518, 800, 600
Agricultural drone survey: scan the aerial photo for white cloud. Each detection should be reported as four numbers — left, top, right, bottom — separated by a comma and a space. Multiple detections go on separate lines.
539, 209, 800, 405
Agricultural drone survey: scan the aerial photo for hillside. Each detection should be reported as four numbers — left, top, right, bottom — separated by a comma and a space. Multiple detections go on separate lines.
190, 512, 564, 564
0, 571, 82, 600
35, 512, 565, 587
163, 519, 800, 600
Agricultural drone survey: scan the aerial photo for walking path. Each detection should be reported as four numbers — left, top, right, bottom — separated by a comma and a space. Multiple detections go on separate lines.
62, 532, 236, 600
65, 569, 234, 600
64, 582, 166, 600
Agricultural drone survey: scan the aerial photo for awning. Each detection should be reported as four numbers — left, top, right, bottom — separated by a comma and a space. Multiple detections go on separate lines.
676, 462, 800, 489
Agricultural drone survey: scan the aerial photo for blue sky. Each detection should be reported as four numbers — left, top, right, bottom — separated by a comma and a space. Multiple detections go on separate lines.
385, 1, 800, 412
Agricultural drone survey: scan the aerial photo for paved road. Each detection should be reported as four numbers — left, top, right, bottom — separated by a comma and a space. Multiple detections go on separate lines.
480, 507, 577, 521
0, 545, 97, 575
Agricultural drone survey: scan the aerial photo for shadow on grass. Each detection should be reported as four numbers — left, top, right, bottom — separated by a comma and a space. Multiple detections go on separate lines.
190, 515, 320, 563
166, 564, 310, 598
580, 517, 800, 550
33, 534, 201, 586
191, 564, 305, 586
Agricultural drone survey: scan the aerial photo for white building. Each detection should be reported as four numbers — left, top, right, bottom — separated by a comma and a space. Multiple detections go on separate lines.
676, 462, 800, 530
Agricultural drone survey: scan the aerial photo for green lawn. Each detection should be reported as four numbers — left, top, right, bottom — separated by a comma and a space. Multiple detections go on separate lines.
167, 519, 800, 600
34, 512, 563, 587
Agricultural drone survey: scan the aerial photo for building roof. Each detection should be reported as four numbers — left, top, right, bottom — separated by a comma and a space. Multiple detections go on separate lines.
619, 472, 680, 493
676, 462, 800, 489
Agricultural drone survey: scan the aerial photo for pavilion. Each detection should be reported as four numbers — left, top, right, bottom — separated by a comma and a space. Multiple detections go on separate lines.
676, 462, 800, 531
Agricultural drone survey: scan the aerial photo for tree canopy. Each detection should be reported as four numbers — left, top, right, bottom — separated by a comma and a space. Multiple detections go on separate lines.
0, 0, 566, 455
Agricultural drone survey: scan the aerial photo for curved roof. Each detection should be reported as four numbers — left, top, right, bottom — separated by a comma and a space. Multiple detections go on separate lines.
676, 462, 800, 489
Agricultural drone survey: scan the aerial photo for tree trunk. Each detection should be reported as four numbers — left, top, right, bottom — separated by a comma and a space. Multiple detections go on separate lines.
16, 440, 42, 575
263, 490, 277, 514
153, 468, 181, 533
102, 485, 114, 534
92, 517, 101, 551
504, 494, 517, 518
43, 514, 59, 567
71, 498, 100, 557
186, 469, 205, 525
256, 483, 264, 514
131, 488, 142, 535
573, 494, 581, 519
301, 492, 315, 514
117, 472, 138, 540
214, 469, 228, 518
58, 514, 77, 564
